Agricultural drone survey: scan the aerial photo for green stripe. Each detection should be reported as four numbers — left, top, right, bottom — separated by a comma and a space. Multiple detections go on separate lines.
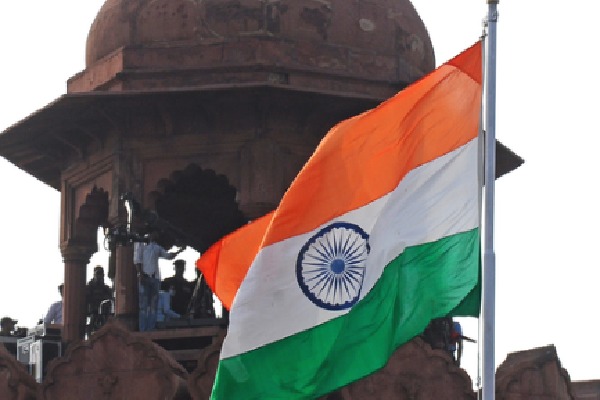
212, 228, 480, 399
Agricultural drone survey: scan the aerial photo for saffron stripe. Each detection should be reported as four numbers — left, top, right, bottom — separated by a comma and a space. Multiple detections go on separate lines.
265, 44, 481, 246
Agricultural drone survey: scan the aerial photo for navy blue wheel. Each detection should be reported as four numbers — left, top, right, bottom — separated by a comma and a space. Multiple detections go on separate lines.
296, 222, 370, 310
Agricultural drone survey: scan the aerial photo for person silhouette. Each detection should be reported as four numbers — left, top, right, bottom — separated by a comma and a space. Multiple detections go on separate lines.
86, 266, 113, 333
161, 259, 193, 315
0, 316, 18, 336
43, 284, 64, 324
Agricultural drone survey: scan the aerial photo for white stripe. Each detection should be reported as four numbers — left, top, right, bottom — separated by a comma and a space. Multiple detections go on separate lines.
222, 138, 479, 359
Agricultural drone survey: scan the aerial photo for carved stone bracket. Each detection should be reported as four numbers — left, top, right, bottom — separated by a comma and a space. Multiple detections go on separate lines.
60, 239, 97, 264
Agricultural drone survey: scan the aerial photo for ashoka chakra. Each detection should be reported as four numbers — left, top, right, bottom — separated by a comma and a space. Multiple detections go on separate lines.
296, 222, 370, 311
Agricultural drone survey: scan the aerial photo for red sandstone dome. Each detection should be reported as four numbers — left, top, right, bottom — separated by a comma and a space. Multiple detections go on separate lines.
81, 0, 435, 93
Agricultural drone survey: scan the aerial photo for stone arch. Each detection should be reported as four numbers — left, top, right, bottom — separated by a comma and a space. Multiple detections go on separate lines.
148, 163, 247, 253
61, 186, 110, 342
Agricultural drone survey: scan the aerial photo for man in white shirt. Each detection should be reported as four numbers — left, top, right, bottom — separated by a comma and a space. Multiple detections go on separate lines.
44, 284, 64, 324
133, 230, 182, 331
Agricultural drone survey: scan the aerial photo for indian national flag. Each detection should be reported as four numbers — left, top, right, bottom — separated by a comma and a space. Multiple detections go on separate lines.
198, 41, 482, 399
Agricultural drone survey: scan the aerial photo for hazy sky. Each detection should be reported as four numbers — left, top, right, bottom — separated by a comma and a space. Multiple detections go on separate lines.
1, 0, 599, 387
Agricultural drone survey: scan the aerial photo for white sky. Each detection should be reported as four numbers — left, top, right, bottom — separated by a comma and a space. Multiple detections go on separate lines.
1, 0, 599, 388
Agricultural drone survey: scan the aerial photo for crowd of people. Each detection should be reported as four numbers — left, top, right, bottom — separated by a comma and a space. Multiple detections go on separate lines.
1, 230, 215, 337
134, 231, 215, 331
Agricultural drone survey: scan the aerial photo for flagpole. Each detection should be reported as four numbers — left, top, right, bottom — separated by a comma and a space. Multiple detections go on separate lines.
482, 1, 498, 400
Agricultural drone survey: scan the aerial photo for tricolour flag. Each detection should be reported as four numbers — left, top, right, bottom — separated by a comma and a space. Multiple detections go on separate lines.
198, 211, 274, 311
200, 41, 482, 399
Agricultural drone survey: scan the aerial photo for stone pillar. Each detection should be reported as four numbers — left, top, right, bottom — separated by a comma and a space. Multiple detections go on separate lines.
113, 244, 138, 331
61, 241, 95, 343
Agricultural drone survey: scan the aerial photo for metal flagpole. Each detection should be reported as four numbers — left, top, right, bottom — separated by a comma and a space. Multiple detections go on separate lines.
481, 1, 498, 399
476, 18, 487, 394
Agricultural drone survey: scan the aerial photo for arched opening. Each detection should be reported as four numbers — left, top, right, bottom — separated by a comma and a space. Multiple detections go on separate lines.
143, 163, 241, 321
149, 163, 248, 253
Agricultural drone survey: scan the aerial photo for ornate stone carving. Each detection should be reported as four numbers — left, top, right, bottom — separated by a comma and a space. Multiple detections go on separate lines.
187, 331, 225, 400
184, 335, 476, 400
0, 343, 38, 400
321, 337, 476, 400
496, 345, 575, 400
40, 319, 188, 400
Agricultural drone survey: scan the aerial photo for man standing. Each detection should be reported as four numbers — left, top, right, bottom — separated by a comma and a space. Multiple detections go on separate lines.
86, 266, 113, 333
161, 259, 193, 315
134, 230, 182, 331
0, 316, 18, 336
43, 284, 64, 324
188, 268, 216, 319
